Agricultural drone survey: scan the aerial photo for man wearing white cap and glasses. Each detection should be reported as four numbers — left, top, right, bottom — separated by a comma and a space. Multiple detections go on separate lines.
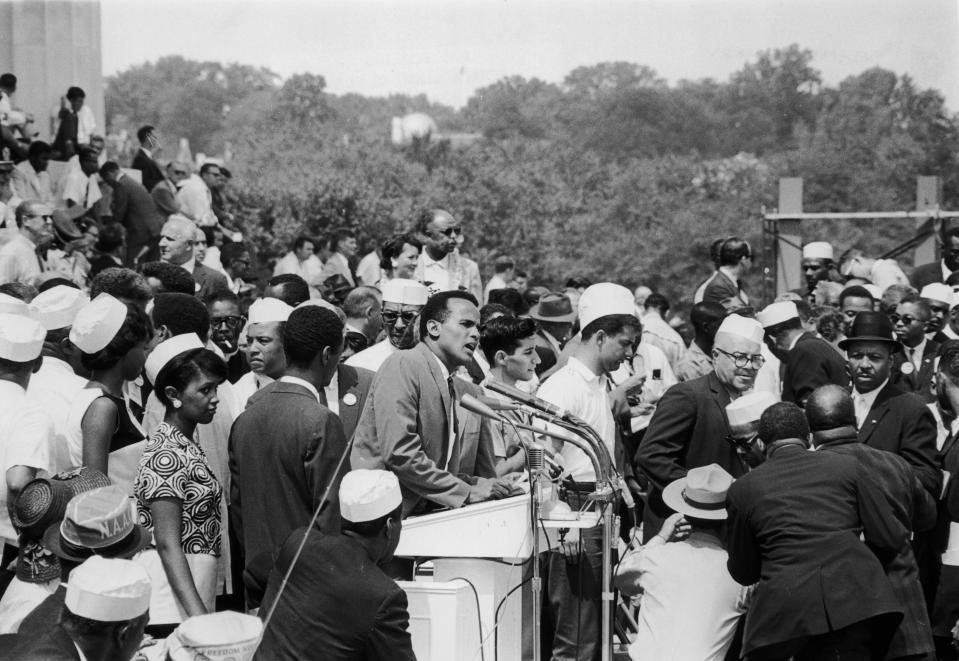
637, 313, 767, 542
535, 282, 642, 661
757, 300, 847, 407
0, 312, 53, 569
346, 278, 429, 373
616, 464, 750, 661
725, 391, 779, 468
0, 556, 151, 660
233, 297, 293, 410
254, 469, 414, 660
799, 242, 839, 300
920, 283, 952, 343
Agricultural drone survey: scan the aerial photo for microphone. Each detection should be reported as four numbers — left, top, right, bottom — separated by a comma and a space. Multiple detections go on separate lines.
475, 395, 522, 412
459, 393, 507, 422
485, 381, 571, 420
526, 442, 545, 474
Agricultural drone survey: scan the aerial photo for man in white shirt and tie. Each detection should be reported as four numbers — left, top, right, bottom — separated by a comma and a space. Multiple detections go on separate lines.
890, 293, 938, 402
412, 208, 482, 302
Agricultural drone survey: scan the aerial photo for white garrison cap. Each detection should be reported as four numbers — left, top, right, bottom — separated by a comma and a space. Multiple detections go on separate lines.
382, 278, 429, 306
145, 333, 204, 385
30, 285, 89, 331
247, 297, 293, 325
340, 469, 402, 522
863, 284, 883, 300
726, 391, 779, 428
757, 301, 799, 329
578, 283, 635, 329
166, 611, 263, 661
715, 314, 764, 345
0, 313, 45, 362
69, 293, 127, 354
64, 556, 151, 622
802, 242, 833, 260
0, 293, 33, 317
921, 283, 953, 307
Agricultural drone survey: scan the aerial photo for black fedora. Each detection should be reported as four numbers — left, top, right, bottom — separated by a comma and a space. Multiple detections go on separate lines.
838, 311, 902, 352
529, 292, 576, 323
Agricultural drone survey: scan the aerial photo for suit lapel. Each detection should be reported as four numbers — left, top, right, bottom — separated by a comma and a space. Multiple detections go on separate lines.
859, 383, 898, 444
707, 372, 733, 432
336, 365, 361, 436
415, 343, 452, 451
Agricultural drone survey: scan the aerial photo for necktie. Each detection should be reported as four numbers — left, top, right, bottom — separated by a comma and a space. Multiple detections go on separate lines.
854, 394, 867, 428
446, 375, 459, 467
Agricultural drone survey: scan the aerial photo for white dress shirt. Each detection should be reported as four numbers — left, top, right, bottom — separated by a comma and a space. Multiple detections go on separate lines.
233, 372, 274, 411
345, 339, 396, 373
0, 381, 54, 545
853, 379, 888, 428
27, 356, 88, 474
12, 160, 53, 204
175, 175, 216, 226
870, 259, 909, 292
483, 274, 508, 303
641, 310, 686, 372
537, 356, 616, 482
0, 233, 41, 285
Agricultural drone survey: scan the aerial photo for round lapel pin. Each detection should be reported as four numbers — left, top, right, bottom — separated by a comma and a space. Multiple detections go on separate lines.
343, 393, 357, 406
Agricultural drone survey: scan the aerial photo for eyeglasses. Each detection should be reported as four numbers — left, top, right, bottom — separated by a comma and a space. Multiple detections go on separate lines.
344, 331, 369, 353
171, 170, 188, 176
888, 314, 920, 326
210, 315, 245, 329
382, 310, 418, 324
435, 226, 463, 238
715, 348, 765, 369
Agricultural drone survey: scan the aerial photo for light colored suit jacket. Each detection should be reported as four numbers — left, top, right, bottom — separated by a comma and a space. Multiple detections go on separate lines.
351, 342, 497, 515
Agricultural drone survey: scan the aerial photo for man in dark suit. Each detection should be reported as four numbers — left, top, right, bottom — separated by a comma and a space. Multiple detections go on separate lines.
332, 362, 373, 441
758, 300, 847, 406
726, 402, 905, 661
254, 470, 415, 660
891, 293, 939, 402
695, 237, 752, 311
158, 214, 229, 300
99, 161, 163, 266
229, 305, 349, 595
351, 290, 509, 517
912, 228, 959, 290
130, 125, 164, 193
636, 313, 766, 540
808, 385, 937, 661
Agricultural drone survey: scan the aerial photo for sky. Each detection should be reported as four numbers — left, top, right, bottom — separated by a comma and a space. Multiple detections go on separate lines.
101, 0, 959, 110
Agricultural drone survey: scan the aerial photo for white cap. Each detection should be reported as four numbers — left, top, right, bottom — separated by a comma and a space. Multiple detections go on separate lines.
863, 284, 883, 300
247, 297, 293, 324
578, 283, 635, 329
64, 556, 151, 622
921, 283, 953, 307
382, 278, 429, 306
145, 333, 205, 384
0, 313, 45, 362
30, 285, 89, 331
802, 242, 833, 260
0, 293, 33, 317
166, 611, 263, 661
339, 469, 402, 522
715, 314, 764, 345
757, 301, 799, 329
69, 293, 127, 354
726, 391, 778, 428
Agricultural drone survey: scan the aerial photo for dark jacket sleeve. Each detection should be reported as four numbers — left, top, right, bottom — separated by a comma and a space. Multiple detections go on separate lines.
228, 424, 243, 553
857, 466, 910, 565
111, 180, 129, 225
725, 486, 761, 586
635, 384, 695, 493
152, 184, 179, 216
305, 411, 349, 534
784, 340, 845, 406
365, 587, 416, 661
899, 398, 942, 497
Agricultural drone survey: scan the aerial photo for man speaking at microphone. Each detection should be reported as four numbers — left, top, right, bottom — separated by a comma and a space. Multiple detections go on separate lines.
536, 283, 642, 661
351, 290, 512, 523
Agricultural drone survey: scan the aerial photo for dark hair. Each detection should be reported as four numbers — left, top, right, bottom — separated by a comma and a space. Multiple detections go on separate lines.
27, 141, 52, 159
151, 293, 210, 342
205, 290, 240, 309
945, 227, 959, 243
66, 86, 86, 100
718, 237, 751, 266
896, 293, 931, 320
80, 304, 152, 371
690, 301, 726, 333
341, 503, 403, 538
329, 228, 355, 253
838, 285, 874, 308
413, 208, 446, 235
565, 276, 592, 290
343, 286, 381, 319
419, 291, 478, 338
282, 306, 344, 369
267, 274, 310, 307
581, 314, 642, 342
154, 348, 227, 408
805, 385, 856, 432
493, 256, 515, 274
76, 145, 99, 162
98, 161, 120, 178
757, 402, 809, 445
0, 73, 16, 89
816, 310, 845, 342
644, 292, 669, 315
0, 282, 37, 302
292, 235, 315, 252
37, 277, 80, 293
709, 238, 727, 268
140, 261, 195, 295
95, 223, 126, 253
90, 268, 152, 304
136, 125, 155, 143
379, 233, 422, 271
199, 162, 220, 177
480, 317, 537, 364
220, 242, 248, 267
60, 607, 146, 638
514, 269, 527, 279
487, 288, 528, 316
764, 316, 802, 338
479, 303, 513, 327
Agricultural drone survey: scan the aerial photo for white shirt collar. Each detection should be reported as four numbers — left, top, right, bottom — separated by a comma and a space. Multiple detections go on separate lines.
787, 331, 803, 352
181, 255, 196, 274
421, 250, 450, 270
279, 375, 321, 403
853, 378, 889, 406
943, 260, 952, 280
566, 356, 605, 387
905, 337, 927, 362
431, 351, 451, 380
140, 146, 152, 158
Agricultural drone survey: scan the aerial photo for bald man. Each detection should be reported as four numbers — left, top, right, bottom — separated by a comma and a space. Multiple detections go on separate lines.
158, 214, 228, 300
807, 384, 935, 661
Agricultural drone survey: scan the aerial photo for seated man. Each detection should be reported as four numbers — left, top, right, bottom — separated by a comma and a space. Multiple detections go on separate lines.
254, 469, 415, 660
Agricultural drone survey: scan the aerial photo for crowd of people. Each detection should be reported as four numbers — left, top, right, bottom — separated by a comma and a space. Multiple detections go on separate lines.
3, 70, 959, 661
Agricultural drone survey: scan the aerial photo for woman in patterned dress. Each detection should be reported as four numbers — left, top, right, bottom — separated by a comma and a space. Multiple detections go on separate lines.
134, 347, 227, 631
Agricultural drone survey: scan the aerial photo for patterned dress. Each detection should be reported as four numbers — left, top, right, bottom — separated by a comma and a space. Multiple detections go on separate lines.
134, 422, 222, 556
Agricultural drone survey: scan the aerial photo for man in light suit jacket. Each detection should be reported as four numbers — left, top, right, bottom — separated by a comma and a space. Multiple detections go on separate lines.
158, 214, 229, 300
351, 290, 510, 517
99, 161, 163, 266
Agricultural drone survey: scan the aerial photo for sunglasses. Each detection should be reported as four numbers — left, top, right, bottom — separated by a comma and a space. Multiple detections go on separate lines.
210, 315, 245, 329
382, 310, 418, 324
435, 226, 463, 238
888, 314, 920, 326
